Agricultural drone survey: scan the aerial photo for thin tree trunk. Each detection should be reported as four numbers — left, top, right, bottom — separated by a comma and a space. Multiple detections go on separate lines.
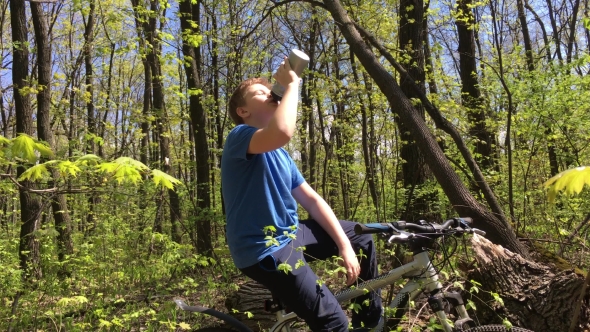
423, 2, 438, 95
82, 0, 99, 235
546, 0, 564, 62
566, 0, 581, 63
516, 0, 535, 71
179, 0, 212, 255
11, 0, 43, 280
490, 1, 517, 223
30, 2, 74, 268
351, 52, 379, 212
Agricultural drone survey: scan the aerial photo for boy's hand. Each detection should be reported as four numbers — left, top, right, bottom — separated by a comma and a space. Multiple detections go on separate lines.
273, 56, 300, 87
340, 244, 361, 286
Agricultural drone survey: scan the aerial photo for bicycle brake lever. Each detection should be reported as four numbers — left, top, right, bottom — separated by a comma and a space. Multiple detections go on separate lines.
388, 232, 412, 244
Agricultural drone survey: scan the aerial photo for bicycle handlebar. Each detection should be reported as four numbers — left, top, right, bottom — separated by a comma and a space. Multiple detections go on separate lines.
354, 217, 477, 236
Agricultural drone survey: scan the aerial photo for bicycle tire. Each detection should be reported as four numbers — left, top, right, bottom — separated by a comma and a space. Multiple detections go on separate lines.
462, 325, 534, 332
192, 328, 238, 332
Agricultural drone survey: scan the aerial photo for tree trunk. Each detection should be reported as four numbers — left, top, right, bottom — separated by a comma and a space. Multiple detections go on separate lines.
331, 32, 352, 218
398, 0, 438, 221
11, 0, 43, 280
30, 2, 74, 266
423, 3, 438, 95
566, 0, 581, 64
468, 235, 589, 332
299, 11, 318, 187
456, 0, 497, 171
546, 0, 563, 62
351, 52, 379, 213
179, 0, 212, 256
82, 0, 99, 234
322, 0, 529, 258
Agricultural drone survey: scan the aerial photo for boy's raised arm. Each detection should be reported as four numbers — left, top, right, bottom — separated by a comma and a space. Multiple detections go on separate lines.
248, 59, 300, 154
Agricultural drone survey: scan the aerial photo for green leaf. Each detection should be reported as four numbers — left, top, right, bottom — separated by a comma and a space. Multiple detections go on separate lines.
466, 299, 476, 311
12, 134, 37, 162
19, 164, 49, 181
0, 135, 9, 145
75, 154, 102, 166
57, 161, 81, 178
263, 225, 277, 233
97, 162, 118, 174
544, 166, 590, 203
151, 169, 181, 190
35, 142, 53, 158
502, 318, 513, 329
114, 157, 148, 170
277, 263, 292, 274
295, 259, 305, 269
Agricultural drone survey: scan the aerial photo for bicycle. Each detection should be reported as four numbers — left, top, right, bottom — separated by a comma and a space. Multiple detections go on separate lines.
174, 217, 534, 332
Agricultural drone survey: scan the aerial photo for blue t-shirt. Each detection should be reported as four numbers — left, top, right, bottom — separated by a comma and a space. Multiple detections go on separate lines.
221, 124, 305, 268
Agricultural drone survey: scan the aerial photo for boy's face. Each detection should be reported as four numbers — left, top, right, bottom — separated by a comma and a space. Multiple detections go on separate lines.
237, 83, 278, 126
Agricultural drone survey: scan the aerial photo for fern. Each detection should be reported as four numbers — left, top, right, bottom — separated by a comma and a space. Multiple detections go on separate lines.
544, 166, 590, 202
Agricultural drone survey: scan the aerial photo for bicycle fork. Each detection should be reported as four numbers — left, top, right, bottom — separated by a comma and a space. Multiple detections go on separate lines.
388, 265, 474, 331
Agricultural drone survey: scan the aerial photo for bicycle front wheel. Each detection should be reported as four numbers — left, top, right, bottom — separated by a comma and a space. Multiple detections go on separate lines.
463, 325, 534, 332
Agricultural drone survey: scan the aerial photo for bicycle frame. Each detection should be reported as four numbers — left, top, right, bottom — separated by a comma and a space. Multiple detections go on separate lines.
269, 251, 470, 332
174, 246, 473, 332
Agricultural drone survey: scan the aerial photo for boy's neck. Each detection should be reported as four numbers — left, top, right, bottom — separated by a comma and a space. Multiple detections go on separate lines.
244, 119, 267, 129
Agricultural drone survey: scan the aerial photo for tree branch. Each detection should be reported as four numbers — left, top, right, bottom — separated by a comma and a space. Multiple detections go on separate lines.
0, 174, 89, 194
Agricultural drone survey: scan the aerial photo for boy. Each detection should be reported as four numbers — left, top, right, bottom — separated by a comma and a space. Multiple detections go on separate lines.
221, 58, 382, 331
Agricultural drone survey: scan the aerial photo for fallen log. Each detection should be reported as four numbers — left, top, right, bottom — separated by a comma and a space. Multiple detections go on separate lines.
468, 234, 590, 332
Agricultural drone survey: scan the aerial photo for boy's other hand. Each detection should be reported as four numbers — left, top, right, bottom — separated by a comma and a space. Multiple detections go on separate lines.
340, 244, 361, 286
273, 56, 300, 87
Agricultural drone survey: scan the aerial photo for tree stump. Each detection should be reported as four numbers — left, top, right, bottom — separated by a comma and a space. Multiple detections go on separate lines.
468, 234, 590, 332
224, 281, 276, 331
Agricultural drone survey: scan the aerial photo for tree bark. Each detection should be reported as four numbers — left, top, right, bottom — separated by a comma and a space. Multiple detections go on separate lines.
11, 0, 43, 280
30, 1, 74, 267
225, 281, 276, 331
398, 0, 436, 222
546, 0, 563, 62
566, 0, 581, 64
82, 0, 99, 234
322, 0, 529, 257
468, 235, 589, 332
456, 0, 497, 171
351, 52, 379, 213
179, 0, 212, 255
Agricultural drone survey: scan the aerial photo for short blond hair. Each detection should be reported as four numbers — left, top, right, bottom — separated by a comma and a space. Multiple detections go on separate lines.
228, 77, 272, 125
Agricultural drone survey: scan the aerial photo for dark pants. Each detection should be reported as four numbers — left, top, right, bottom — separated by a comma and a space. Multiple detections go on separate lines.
240, 219, 382, 332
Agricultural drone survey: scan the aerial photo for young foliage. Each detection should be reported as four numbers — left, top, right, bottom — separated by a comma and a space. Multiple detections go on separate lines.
544, 166, 590, 202
151, 169, 181, 190
11, 134, 53, 162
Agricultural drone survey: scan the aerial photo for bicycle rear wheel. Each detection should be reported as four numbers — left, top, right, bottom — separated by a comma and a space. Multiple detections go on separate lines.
462, 325, 533, 332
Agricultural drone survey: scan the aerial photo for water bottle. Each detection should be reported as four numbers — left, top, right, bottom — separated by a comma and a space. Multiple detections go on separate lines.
270, 49, 310, 101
